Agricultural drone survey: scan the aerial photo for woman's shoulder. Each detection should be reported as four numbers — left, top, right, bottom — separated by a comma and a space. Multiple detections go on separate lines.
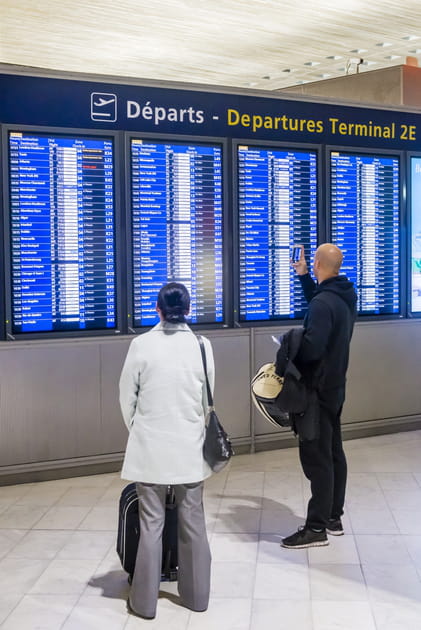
129, 326, 159, 347
195, 333, 214, 354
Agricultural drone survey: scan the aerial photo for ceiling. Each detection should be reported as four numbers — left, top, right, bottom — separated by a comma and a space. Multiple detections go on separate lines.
1, 0, 421, 91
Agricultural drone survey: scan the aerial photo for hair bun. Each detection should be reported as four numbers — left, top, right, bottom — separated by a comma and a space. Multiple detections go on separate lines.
165, 305, 184, 323
157, 282, 190, 323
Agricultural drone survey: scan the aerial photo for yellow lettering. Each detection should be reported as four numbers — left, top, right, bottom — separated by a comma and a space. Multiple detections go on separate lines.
330, 118, 339, 133
354, 123, 368, 136
252, 115, 263, 132
338, 122, 348, 134
227, 109, 240, 125
289, 118, 299, 131
241, 114, 251, 126
264, 116, 273, 129
281, 115, 289, 130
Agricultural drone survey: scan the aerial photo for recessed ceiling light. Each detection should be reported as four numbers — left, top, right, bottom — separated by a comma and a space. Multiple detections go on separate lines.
403, 35, 419, 41
326, 55, 342, 60
317, 73, 331, 78
304, 61, 320, 66
282, 68, 293, 73
385, 55, 401, 60
262, 75, 271, 80
362, 60, 377, 65
409, 48, 421, 54
350, 49, 367, 53
376, 42, 392, 47
246, 82, 258, 87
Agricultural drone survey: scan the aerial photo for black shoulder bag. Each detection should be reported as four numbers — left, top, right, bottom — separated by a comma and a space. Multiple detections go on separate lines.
197, 336, 234, 473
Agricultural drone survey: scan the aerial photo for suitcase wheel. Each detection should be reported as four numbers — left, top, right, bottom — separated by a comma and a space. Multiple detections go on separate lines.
160, 568, 178, 582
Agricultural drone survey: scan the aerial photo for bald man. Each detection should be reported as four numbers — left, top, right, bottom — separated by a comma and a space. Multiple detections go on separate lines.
281, 243, 357, 549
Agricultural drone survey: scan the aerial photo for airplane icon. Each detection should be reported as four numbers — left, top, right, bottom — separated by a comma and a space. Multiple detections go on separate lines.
94, 96, 115, 107
91, 92, 117, 122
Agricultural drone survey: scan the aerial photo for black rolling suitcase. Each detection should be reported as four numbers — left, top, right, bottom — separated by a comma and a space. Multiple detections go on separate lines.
116, 482, 178, 582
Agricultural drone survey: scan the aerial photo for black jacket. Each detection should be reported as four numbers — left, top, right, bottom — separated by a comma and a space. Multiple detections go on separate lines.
275, 327, 320, 441
297, 273, 357, 393
275, 328, 306, 414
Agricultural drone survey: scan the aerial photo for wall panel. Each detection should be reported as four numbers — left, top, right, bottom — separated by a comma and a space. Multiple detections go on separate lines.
0, 342, 101, 466
0, 319, 420, 481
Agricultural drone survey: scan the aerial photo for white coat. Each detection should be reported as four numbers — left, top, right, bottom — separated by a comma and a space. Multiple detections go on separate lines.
119, 322, 214, 484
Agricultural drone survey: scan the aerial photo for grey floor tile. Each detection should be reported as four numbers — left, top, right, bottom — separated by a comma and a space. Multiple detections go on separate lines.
0, 430, 420, 630
1, 594, 77, 630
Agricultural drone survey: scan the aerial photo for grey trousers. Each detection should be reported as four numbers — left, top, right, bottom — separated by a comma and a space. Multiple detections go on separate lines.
129, 481, 211, 618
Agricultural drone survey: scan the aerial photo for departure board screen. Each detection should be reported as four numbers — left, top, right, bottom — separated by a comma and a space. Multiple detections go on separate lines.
130, 139, 224, 327
330, 151, 400, 315
237, 145, 318, 321
8, 131, 117, 334
410, 157, 421, 313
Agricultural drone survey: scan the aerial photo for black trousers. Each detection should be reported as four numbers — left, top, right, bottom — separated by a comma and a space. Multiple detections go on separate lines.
298, 387, 347, 531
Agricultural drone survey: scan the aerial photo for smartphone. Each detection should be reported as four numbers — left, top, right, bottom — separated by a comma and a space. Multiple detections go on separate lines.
292, 246, 301, 263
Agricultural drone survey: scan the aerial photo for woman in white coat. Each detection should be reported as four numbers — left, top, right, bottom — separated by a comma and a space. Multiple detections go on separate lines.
119, 282, 214, 620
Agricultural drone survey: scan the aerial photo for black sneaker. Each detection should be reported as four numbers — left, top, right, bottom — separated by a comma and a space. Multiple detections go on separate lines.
281, 526, 329, 549
326, 518, 344, 536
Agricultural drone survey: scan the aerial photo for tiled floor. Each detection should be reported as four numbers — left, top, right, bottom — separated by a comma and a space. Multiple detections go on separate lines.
1, 430, 421, 629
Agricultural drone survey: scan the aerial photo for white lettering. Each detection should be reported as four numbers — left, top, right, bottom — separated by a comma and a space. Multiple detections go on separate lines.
127, 100, 141, 118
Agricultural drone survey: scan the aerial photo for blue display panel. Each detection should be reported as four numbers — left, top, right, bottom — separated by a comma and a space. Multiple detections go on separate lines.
8, 131, 117, 333
237, 145, 318, 321
330, 151, 400, 315
410, 157, 421, 314
130, 139, 224, 326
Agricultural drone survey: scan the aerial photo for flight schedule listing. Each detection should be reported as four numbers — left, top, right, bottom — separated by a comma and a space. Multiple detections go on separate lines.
410, 157, 421, 313
238, 146, 318, 321
131, 140, 223, 326
9, 132, 116, 333
330, 152, 400, 315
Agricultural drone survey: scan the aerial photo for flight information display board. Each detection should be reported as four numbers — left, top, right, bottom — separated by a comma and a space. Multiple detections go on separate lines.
237, 145, 318, 321
410, 157, 421, 313
330, 151, 400, 315
8, 131, 117, 334
130, 139, 224, 326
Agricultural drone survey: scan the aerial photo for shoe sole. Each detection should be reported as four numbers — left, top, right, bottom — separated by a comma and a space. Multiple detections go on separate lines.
281, 540, 329, 549
127, 600, 155, 620
326, 529, 344, 536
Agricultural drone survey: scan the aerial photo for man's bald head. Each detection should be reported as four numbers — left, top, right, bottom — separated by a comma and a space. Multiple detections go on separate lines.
314, 243, 343, 281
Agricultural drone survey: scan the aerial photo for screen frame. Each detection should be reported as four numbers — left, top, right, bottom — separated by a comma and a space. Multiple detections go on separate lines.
407, 152, 421, 317
232, 138, 324, 328
2, 124, 124, 340
326, 144, 405, 321
124, 132, 231, 332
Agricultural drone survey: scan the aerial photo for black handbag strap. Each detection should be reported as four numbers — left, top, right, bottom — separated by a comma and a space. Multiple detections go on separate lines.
196, 335, 214, 409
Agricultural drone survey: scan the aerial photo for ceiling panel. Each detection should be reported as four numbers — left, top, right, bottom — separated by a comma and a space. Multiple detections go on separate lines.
0, 0, 420, 89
